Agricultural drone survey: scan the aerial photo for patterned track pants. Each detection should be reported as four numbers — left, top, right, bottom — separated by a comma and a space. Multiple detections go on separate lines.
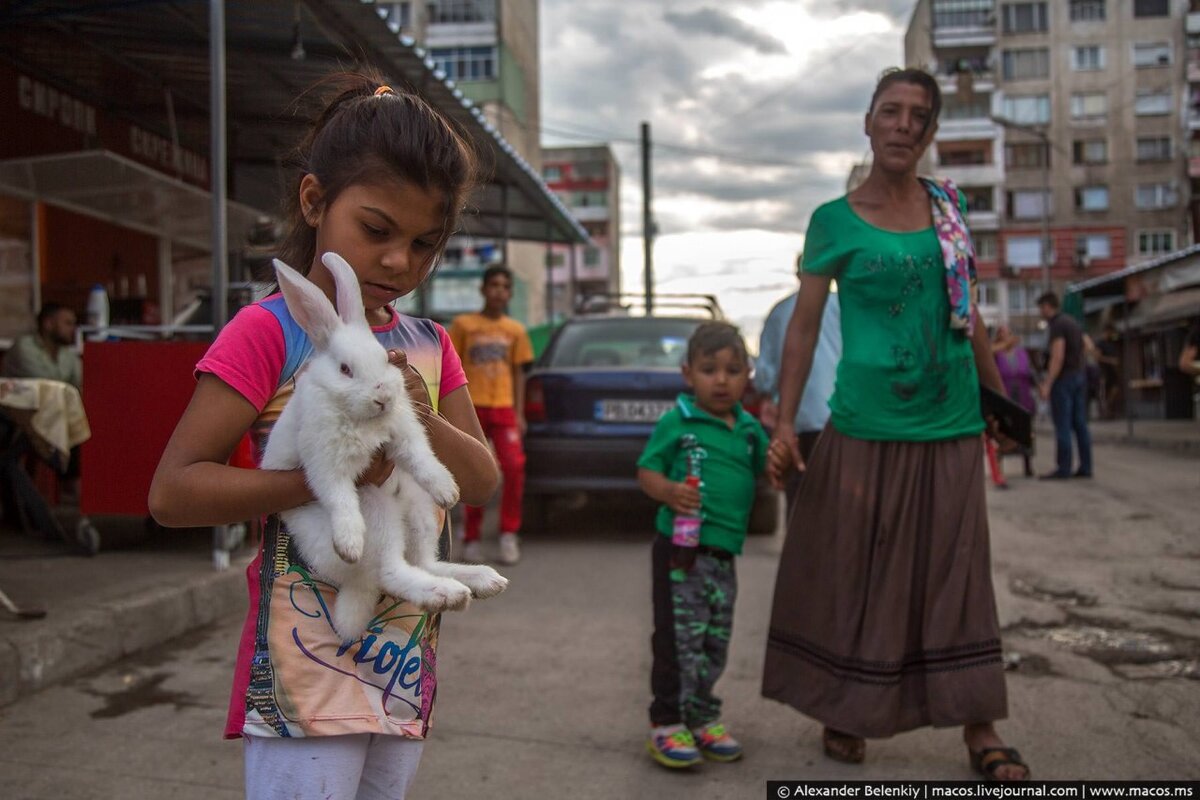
649, 534, 737, 727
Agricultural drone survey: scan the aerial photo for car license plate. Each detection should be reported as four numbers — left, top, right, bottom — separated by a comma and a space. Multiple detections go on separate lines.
595, 399, 674, 423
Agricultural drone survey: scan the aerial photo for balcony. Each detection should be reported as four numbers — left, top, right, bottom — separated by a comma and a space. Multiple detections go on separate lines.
1187, 11, 1200, 34
1189, 156, 1200, 178
936, 163, 1002, 187
1189, 58, 1200, 83
937, 117, 998, 141
933, 24, 995, 49
937, 69, 995, 97
967, 210, 1000, 230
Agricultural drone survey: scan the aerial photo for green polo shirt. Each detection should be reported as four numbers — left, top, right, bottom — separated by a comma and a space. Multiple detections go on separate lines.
637, 393, 769, 555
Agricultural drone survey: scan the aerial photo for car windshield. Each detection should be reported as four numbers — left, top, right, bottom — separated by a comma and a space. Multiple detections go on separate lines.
546, 318, 702, 368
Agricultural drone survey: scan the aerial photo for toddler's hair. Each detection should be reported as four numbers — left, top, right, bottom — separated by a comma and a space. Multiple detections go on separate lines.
278, 69, 480, 277
687, 321, 749, 365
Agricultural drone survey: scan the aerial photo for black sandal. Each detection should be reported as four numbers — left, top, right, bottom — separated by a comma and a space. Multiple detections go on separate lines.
822, 728, 866, 764
969, 747, 1031, 781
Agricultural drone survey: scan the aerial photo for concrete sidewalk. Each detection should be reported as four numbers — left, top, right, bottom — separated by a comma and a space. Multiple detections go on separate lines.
1, 414, 1195, 711
0, 518, 251, 708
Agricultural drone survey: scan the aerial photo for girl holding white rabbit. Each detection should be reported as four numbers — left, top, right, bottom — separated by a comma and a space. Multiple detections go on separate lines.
149, 73, 500, 799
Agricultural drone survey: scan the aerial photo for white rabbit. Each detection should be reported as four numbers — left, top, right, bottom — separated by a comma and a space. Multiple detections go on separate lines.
260, 252, 508, 642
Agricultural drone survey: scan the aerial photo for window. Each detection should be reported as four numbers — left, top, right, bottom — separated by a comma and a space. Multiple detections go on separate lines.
574, 191, 608, 208
1002, 3, 1049, 34
938, 142, 991, 166
1006, 142, 1050, 168
1133, 0, 1169, 17
1002, 94, 1050, 124
962, 186, 995, 213
543, 165, 562, 181
1075, 185, 1110, 212
1134, 89, 1172, 116
1007, 189, 1051, 219
978, 279, 999, 306
1071, 45, 1105, 71
1006, 236, 1046, 268
1069, 0, 1105, 21
1070, 92, 1108, 122
583, 246, 601, 268
1076, 234, 1111, 260
1136, 136, 1172, 162
429, 0, 496, 24
1135, 183, 1178, 209
975, 233, 998, 260
430, 46, 497, 81
1072, 139, 1108, 164
932, 0, 994, 29
1133, 42, 1172, 68
1137, 230, 1174, 255
378, 2, 411, 31
1002, 48, 1050, 80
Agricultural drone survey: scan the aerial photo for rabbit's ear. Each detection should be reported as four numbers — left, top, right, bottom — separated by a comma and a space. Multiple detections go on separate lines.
273, 258, 341, 349
321, 252, 368, 328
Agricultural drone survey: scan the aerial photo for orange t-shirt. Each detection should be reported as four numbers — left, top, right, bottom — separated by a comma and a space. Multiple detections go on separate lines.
448, 313, 534, 409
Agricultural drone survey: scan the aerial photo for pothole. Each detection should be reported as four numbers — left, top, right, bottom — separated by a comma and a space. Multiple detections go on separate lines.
1010, 576, 1098, 607
1008, 620, 1200, 680
1002, 651, 1054, 676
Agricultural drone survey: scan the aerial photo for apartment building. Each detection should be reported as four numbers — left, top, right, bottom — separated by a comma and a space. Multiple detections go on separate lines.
541, 145, 622, 315
377, 0, 549, 323
906, 0, 1189, 337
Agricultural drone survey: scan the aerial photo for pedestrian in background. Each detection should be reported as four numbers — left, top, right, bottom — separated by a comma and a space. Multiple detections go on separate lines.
755, 254, 841, 516
761, 67, 1029, 781
149, 72, 500, 800
637, 321, 769, 770
1177, 318, 1200, 377
991, 324, 1035, 479
2, 303, 82, 389
1037, 292, 1093, 480
449, 265, 534, 565
1096, 324, 1122, 419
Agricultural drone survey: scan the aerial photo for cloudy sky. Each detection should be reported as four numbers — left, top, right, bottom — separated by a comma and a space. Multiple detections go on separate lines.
540, 0, 915, 346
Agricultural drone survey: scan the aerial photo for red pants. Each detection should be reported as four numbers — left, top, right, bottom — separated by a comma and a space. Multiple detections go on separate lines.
463, 406, 525, 541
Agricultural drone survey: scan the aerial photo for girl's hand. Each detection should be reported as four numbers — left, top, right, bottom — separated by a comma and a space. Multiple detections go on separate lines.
667, 480, 701, 516
766, 430, 803, 490
388, 349, 433, 408
356, 446, 395, 488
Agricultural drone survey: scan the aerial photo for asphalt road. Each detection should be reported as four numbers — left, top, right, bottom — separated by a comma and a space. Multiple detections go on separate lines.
1, 441, 1197, 799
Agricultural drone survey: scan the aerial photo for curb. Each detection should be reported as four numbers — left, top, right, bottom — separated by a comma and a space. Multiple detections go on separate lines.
0, 564, 246, 708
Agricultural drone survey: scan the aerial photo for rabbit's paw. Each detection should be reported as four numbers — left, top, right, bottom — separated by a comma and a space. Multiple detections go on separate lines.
422, 467, 460, 509
456, 566, 509, 599
332, 517, 366, 564
408, 576, 472, 613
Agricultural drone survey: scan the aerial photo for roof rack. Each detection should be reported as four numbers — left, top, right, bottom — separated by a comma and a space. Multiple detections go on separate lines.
574, 292, 724, 320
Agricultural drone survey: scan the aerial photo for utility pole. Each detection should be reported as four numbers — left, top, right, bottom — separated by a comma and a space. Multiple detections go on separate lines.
209, 0, 228, 330
641, 121, 654, 315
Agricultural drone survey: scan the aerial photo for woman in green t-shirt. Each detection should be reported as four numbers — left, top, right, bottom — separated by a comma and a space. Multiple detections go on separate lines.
760, 68, 1029, 781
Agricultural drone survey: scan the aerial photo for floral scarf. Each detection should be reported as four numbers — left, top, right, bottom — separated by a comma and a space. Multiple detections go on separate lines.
921, 177, 977, 335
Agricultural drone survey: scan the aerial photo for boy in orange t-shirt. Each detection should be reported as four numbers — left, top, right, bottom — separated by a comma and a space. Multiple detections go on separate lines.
449, 265, 534, 565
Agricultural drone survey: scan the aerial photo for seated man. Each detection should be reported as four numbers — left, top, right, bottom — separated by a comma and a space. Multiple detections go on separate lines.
2, 303, 82, 389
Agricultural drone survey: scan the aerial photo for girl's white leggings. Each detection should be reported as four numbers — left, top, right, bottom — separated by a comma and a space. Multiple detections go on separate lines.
244, 733, 425, 800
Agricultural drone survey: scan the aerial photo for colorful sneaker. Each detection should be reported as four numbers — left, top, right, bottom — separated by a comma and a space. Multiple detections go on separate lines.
497, 533, 521, 565
460, 540, 483, 564
692, 721, 743, 762
646, 724, 701, 768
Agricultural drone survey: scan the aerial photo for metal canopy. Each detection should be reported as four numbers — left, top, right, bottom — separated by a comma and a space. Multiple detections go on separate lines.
1068, 244, 1200, 298
0, 0, 586, 245
0, 150, 264, 253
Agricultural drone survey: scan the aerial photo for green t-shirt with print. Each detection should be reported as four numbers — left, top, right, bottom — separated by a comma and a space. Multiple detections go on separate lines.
802, 195, 984, 442
637, 393, 769, 555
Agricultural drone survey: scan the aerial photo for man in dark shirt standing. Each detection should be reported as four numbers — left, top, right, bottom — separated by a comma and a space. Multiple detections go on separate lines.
1037, 292, 1093, 479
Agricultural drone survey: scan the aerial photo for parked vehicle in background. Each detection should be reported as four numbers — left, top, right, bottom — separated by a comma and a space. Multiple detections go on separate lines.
522, 296, 777, 535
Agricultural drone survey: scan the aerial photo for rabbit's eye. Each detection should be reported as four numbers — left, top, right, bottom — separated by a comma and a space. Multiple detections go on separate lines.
340, 363, 353, 378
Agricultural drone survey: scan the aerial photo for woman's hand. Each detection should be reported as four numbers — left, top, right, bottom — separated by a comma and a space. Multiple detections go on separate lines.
388, 348, 433, 408
355, 446, 395, 488
766, 424, 803, 490
665, 480, 702, 516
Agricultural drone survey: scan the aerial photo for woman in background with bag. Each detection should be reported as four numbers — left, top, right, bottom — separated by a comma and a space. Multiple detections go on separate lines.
760, 68, 1029, 781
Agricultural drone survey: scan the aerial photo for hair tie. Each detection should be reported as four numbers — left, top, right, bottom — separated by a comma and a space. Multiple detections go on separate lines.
374, 85, 394, 97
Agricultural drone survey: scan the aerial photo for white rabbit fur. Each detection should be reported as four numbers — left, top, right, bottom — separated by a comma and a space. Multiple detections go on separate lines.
260, 252, 507, 642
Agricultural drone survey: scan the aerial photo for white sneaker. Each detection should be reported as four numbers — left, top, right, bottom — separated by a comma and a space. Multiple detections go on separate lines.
497, 533, 520, 565
460, 540, 483, 564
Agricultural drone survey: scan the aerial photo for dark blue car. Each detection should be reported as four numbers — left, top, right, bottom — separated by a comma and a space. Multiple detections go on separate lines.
522, 314, 778, 534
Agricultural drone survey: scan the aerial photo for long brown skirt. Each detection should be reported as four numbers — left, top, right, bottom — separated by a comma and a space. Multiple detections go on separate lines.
762, 426, 1007, 738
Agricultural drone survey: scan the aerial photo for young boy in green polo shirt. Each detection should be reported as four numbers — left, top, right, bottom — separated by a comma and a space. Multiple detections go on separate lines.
637, 321, 770, 769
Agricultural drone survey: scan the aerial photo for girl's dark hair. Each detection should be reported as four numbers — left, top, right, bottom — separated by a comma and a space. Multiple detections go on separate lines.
687, 321, 749, 365
868, 67, 942, 137
277, 69, 480, 276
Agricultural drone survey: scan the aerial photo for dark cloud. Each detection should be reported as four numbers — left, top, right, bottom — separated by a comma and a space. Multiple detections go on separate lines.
819, 0, 916, 24
663, 7, 786, 55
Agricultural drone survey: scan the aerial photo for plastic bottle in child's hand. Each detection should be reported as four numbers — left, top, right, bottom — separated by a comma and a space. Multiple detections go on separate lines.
670, 474, 702, 571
